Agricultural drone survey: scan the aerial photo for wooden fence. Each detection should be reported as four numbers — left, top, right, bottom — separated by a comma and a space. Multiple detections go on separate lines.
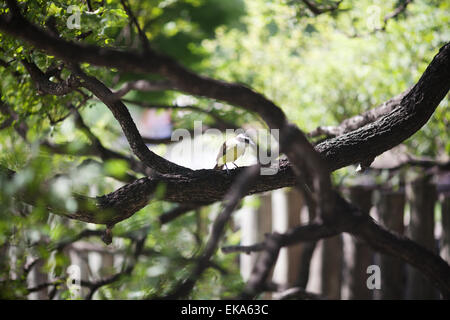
238, 174, 450, 299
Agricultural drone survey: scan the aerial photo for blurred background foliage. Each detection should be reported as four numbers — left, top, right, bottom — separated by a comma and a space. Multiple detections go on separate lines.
0, 0, 448, 299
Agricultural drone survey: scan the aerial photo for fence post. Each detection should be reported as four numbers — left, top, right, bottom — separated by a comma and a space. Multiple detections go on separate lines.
272, 188, 303, 287
321, 234, 343, 299
296, 201, 317, 290
343, 185, 374, 300
28, 259, 48, 299
240, 194, 270, 282
440, 193, 450, 264
375, 189, 406, 299
406, 176, 438, 299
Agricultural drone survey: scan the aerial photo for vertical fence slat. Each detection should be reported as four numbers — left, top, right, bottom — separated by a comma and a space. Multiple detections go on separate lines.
29, 259, 48, 299
344, 186, 374, 300
406, 176, 438, 299
295, 200, 317, 289
272, 189, 289, 286
240, 194, 271, 282
376, 189, 406, 299
285, 188, 303, 285
321, 234, 343, 299
440, 194, 450, 264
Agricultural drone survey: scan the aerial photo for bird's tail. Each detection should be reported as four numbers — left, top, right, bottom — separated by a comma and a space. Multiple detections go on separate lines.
213, 163, 224, 170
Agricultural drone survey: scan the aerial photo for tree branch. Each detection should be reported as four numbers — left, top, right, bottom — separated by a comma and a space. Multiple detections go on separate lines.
71, 65, 192, 175
301, 0, 342, 16
308, 86, 413, 138
112, 79, 173, 98
21, 59, 80, 96
122, 98, 239, 130
315, 43, 450, 171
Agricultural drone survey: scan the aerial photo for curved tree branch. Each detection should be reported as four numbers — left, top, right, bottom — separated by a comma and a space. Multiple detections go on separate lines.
308, 86, 413, 138
315, 43, 450, 171
71, 65, 192, 175
21, 59, 80, 96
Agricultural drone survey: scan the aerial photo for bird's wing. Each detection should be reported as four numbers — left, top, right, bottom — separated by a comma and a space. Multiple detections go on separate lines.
216, 138, 247, 166
215, 141, 228, 165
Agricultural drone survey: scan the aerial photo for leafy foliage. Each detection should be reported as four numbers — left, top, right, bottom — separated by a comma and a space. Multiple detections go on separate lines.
0, 0, 448, 299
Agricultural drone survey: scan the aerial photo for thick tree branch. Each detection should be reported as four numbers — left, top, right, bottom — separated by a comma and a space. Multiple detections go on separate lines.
315, 43, 450, 171
21, 59, 80, 95
71, 65, 192, 175
0, 160, 297, 225
308, 86, 413, 138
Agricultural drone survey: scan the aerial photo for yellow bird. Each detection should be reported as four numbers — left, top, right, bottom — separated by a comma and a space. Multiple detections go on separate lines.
213, 133, 255, 171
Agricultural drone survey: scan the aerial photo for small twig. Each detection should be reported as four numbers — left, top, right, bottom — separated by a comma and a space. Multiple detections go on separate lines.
82, 235, 148, 299
112, 79, 173, 98
85, 0, 93, 12
120, 0, 150, 51
301, 0, 342, 16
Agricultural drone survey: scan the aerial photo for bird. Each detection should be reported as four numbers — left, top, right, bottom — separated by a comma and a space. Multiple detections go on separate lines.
213, 133, 255, 172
